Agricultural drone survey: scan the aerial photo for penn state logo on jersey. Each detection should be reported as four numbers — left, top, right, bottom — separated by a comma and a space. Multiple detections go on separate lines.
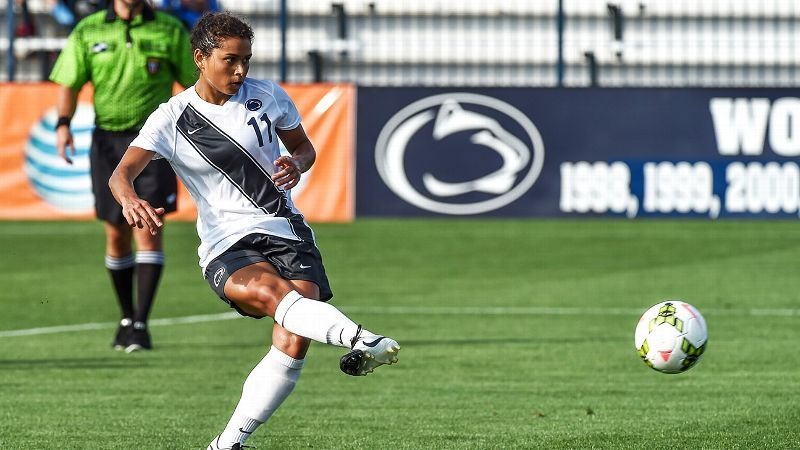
245, 99, 263, 111
374, 93, 545, 215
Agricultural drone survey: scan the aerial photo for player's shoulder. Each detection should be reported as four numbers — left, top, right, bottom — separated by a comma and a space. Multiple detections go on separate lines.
154, 87, 194, 119
169, 87, 195, 108
243, 77, 284, 98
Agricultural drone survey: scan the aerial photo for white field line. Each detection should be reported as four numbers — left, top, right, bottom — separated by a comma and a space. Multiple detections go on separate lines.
0, 306, 798, 339
0, 311, 241, 338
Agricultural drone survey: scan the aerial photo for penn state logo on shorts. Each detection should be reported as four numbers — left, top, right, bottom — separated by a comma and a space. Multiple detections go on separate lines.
146, 58, 161, 75
245, 99, 263, 111
374, 93, 545, 215
213, 267, 226, 287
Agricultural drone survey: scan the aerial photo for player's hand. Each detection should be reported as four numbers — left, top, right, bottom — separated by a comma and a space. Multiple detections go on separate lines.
121, 197, 165, 235
56, 126, 75, 165
272, 156, 302, 190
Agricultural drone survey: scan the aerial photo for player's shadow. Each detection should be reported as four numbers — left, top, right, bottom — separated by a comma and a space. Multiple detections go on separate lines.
0, 357, 148, 370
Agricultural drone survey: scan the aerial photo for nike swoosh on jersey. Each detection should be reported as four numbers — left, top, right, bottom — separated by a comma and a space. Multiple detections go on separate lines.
187, 126, 205, 134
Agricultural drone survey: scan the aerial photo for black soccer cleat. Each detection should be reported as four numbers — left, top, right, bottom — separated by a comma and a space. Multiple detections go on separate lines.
207, 435, 250, 450
339, 325, 401, 376
339, 349, 367, 376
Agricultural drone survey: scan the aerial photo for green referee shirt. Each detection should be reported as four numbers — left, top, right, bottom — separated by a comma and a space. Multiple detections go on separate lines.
50, 4, 197, 131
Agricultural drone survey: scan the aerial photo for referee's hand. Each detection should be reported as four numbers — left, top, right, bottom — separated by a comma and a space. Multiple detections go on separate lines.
56, 126, 75, 165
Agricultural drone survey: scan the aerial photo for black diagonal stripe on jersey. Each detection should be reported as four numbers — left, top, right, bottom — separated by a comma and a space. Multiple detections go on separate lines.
176, 104, 314, 242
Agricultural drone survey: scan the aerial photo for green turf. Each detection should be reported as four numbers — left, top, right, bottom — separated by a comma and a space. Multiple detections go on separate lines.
1, 219, 798, 449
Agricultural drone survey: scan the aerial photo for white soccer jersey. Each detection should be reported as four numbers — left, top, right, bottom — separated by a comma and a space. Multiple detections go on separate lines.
130, 77, 315, 270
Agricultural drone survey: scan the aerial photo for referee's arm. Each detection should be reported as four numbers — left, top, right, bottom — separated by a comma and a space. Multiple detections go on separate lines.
54, 86, 80, 164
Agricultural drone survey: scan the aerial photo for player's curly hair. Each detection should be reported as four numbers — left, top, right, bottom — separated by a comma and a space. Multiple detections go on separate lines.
191, 12, 254, 57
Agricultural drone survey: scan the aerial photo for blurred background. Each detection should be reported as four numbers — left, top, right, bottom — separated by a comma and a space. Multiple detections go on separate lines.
5, 0, 800, 86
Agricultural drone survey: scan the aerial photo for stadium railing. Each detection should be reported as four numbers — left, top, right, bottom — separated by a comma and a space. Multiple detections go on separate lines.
2, 0, 800, 87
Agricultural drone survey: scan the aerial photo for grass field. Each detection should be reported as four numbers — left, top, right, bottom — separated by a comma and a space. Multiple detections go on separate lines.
1, 218, 799, 449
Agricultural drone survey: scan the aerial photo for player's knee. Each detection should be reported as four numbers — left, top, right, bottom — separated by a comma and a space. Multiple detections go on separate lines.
251, 284, 283, 314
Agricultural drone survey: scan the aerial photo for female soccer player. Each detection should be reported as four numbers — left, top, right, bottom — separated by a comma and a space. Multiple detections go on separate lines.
108, 12, 400, 449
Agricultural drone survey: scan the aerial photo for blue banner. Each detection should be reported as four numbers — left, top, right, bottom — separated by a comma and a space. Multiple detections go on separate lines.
356, 87, 800, 218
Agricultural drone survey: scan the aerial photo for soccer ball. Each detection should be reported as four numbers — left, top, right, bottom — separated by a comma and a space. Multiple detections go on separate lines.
634, 301, 708, 373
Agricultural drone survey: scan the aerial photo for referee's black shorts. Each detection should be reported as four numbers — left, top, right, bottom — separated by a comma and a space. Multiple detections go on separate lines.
90, 128, 178, 225
204, 233, 333, 319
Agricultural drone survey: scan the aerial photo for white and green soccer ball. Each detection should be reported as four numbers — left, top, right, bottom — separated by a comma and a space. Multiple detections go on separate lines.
634, 301, 708, 373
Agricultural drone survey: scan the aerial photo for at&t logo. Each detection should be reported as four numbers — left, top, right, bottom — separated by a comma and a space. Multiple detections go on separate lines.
374, 93, 544, 215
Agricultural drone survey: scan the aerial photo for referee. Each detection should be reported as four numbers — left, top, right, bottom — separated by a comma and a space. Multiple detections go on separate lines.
50, 0, 196, 352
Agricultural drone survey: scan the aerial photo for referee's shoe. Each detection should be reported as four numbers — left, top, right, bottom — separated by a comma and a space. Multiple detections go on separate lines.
340, 326, 401, 376
125, 321, 152, 353
112, 318, 133, 350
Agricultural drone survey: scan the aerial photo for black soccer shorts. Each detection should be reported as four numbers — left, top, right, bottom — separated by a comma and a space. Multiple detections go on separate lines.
203, 233, 333, 318
90, 128, 178, 225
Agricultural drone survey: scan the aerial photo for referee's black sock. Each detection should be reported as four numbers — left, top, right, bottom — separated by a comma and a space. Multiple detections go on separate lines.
133, 251, 165, 324
105, 255, 135, 320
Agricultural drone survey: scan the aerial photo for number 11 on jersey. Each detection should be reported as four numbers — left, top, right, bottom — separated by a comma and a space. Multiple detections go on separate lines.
247, 113, 273, 147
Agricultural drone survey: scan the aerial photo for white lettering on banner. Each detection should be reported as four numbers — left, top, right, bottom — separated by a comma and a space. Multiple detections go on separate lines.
643, 162, 720, 218
559, 162, 638, 218
726, 162, 800, 214
710, 97, 800, 156
709, 98, 770, 156
560, 160, 800, 218
768, 98, 800, 156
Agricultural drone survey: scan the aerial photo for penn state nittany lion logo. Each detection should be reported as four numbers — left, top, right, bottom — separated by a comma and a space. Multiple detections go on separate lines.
374, 93, 544, 215
245, 99, 263, 111
213, 267, 226, 287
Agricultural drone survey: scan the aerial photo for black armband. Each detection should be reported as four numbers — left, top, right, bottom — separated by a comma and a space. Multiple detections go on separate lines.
56, 116, 72, 129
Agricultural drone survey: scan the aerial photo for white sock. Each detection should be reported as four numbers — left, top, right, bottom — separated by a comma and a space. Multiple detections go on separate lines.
274, 291, 365, 347
218, 346, 304, 447
104, 254, 135, 270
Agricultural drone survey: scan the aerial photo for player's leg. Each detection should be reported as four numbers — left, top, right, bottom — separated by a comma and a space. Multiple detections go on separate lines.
103, 221, 135, 350
126, 157, 178, 352
92, 129, 138, 350
124, 225, 164, 352
212, 282, 316, 449
223, 262, 400, 375
205, 243, 399, 448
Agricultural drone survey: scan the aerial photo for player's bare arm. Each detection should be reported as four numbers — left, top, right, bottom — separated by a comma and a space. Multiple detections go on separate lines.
108, 146, 165, 235
54, 86, 79, 164
273, 124, 316, 189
